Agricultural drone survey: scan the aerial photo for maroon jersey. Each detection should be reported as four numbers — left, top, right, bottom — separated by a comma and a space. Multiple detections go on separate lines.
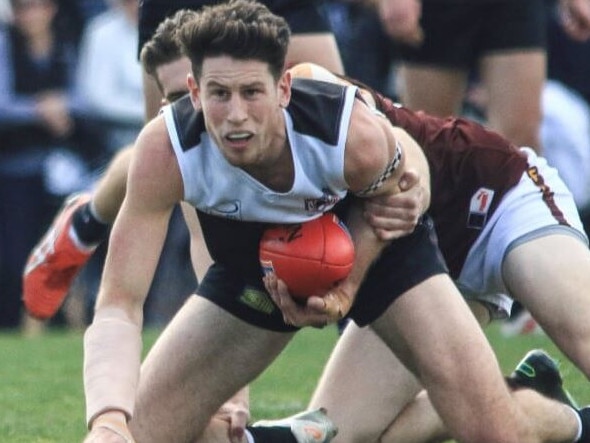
376, 94, 529, 278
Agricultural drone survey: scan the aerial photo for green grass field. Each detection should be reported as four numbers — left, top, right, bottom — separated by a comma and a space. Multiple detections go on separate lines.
1, 323, 588, 442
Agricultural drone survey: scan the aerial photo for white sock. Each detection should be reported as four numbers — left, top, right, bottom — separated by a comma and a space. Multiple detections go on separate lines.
569, 406, 583, 442
244, 429, 255, 443
89, 199, 108, 224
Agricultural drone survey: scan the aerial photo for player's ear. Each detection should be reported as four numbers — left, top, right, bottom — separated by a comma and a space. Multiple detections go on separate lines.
187, 73, 201, 108
278, 69, 291, 108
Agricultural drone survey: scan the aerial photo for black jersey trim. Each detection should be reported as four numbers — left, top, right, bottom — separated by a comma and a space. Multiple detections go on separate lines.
288, 78, 348, 146
170, 95, 205, 151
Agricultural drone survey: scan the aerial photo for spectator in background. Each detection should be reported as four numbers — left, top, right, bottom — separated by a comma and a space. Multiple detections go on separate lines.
374, 0, 547, 153
321, 0, 396, 96
541, 0, 590, 224
75, 0, 143, 155
0, 0, 12, 23
74, 0, 108, 24
368, 0, 548, 336
0, 0, 86, 329
559, 0, 590, 41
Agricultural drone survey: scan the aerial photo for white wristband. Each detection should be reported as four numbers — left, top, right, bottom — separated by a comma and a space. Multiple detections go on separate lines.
84, 307, 142, 427
92, 412, 135, 442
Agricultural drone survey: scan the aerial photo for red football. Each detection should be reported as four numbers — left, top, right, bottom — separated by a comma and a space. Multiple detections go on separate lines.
259, 213, 355, 300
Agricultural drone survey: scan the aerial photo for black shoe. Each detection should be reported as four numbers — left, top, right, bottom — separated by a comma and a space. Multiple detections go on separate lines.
577, 407, 590, 443
506, 349, 578, 408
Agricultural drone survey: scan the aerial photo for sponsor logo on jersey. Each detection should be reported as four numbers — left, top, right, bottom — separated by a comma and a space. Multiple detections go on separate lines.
209, 200, 241, 219
527, 166, 569, 225
239, 287, 275, 314
467, 187, 494, 229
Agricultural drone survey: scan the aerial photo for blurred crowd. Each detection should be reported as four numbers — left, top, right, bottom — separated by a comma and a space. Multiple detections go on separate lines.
0, 0, 143, 329
1, 0, 589, 330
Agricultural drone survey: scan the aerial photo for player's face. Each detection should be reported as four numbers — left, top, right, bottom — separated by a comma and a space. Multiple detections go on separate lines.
189, 56, 291, 169
156, 57, 191, 104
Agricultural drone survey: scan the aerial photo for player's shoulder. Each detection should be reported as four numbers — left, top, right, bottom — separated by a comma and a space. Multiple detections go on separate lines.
165, 95, 205, 152
131, 116, 183, 201
287, 78, 352, 145
134, 114, 175, 164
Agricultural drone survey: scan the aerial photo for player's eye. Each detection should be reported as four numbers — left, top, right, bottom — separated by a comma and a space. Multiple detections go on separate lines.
212, 89, 230, 100
243, 88, 262, 99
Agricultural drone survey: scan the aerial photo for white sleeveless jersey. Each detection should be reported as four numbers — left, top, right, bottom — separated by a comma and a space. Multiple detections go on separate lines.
162, 78, 357, 223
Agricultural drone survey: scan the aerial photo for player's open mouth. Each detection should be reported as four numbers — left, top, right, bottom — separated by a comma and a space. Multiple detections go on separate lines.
226, 132, 253, 142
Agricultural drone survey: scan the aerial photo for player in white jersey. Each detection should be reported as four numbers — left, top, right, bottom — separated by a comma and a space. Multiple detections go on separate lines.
81, 2, 588, 442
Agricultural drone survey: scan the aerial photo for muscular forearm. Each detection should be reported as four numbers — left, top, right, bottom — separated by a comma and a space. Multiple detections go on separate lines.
84, 307, 142, 427
343, 202, 387, 295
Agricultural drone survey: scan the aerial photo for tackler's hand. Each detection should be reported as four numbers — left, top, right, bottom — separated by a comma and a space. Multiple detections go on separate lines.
364, 169, 424, 240
214, 387, 250, 443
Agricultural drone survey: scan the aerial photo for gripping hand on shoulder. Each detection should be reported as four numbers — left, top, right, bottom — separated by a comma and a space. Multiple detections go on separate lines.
364, 169, 425, 240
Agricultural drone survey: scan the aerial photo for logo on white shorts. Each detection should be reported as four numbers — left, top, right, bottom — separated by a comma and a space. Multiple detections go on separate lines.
467, 187, 494, 229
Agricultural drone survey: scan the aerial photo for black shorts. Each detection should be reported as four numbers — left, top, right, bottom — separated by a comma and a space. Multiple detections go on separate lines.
138, 0, 331, 58
348, 214, 448, 326
398, 0, 547, 69
196, 214, 448, 331
196, 263, 300, 332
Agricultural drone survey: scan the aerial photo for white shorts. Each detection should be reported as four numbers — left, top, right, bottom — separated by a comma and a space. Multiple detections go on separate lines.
456, 148, 588, 319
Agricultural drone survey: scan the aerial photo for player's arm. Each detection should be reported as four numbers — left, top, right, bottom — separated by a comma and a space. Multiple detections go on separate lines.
289, 63, 429, 239
267, 99, 430, 327
83, 116, 182, 441
338, 98, 430, 291
363, 125, 430, 240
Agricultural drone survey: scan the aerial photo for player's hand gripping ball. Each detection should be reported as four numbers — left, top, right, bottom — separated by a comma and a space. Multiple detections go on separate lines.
259, 213, 355, 300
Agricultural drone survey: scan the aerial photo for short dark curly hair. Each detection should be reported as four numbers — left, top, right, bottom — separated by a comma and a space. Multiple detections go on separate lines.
140, 8, 196, 80
177, 0, 290, 82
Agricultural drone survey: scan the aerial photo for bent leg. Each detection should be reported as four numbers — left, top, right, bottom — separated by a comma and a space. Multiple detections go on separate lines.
308, 322, 422, 443
398, 64, 468, 117
381, 387, 581, 443
503, 234, 590, 378
380, 390, 447, 443
130, 296, 294, 442
287, 33, 344, 74
378, 300, 492, 443
480, 51, 545, 151
370, 274, 524, 442
373, 274, 581, 443
92, 146, 134, 224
